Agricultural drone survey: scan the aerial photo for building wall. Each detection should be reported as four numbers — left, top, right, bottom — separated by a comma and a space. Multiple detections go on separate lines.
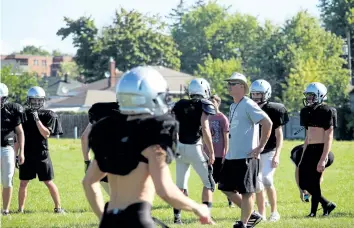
1, 54, 73, 77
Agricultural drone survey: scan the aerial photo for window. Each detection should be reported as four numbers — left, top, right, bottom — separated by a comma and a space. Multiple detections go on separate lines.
33, 60, 38, 65
42, 60, 47, 66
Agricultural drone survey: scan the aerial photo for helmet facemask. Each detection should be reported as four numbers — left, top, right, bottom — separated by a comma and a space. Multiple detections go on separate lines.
0, 96, 8, 109
250, 92, 266, 104
27, 97, 45, 111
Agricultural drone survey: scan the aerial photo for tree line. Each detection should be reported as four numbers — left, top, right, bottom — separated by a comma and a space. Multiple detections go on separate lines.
2, 0, 354, 138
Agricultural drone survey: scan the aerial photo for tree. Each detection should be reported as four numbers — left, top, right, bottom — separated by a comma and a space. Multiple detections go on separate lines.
318, 0, 354, 37
57, 8, 181, 82
194, 55, 243, 112
57, 61, 80, 79
98, 8, 181, 73
171, 2, 229, 73
52, 49, 65, 56
1, 66, 39, 104
19, 45, 50, 56
57, 16, 101, 81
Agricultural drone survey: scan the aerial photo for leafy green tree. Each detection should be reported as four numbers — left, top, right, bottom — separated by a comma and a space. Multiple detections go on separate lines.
19, 45, 50, 56
195, 55, 243, 112
1, 66, 39, 104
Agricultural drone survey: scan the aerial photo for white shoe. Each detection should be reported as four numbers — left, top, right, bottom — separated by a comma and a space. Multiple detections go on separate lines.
268, 212, 280, 222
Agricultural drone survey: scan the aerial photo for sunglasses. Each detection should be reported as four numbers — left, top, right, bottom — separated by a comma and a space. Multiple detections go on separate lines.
227, 82, 242, 86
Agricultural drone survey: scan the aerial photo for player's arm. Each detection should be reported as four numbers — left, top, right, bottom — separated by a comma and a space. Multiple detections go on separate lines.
201, 112, 214, 163
320, 126, 334, 170
144, 145, 211, 222
81, 123, 93, 164
35, 118, 51, 138
14, 124, 25, 164
82, 159, 106, 219
222, 116, 229, 160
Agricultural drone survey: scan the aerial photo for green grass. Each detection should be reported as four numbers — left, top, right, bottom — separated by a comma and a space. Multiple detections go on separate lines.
2, 140, 354, 228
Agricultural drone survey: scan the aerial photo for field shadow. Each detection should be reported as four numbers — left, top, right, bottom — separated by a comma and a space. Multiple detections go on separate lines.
288, 211, 354, 219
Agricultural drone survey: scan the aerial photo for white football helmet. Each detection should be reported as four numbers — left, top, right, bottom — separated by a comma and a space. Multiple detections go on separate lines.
188, 78, 211, 99
224, 72, 249, 94
0, 83, 9, 109
27, 86, 46, 110
303, 82, 328, 106
250, 79, 272, 104
116, 66, 170, 116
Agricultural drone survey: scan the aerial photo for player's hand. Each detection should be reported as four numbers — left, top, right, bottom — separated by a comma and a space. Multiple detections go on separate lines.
32, 111, 39, 121
317, 159, 326, 173
194, 204, 215, 225
16, 156, 19, 169
248, 146, 262, 159
209, 153, 215, 165
85, 160, 91, 173
272, 155, 279, 168
18, 153, 25, 165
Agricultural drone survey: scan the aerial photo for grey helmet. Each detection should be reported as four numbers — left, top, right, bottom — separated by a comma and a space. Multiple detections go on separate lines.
303, 82, 328, 106
188, 78, 211, 99
250, 79, 272, 104
27, 86, 46, 110
0, 83, 9, 109
116, 66, 170, 116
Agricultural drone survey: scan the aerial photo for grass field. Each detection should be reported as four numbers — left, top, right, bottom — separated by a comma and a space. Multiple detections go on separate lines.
1, 139, 354, 228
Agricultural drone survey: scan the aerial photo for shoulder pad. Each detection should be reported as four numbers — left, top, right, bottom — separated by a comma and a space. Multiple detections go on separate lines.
39, 109, 58, 118
6, 103, 24, 113
200, 99, 216, 115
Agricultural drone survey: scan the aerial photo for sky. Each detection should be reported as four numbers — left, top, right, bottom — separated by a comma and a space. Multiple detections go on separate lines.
0, 0, 320, 55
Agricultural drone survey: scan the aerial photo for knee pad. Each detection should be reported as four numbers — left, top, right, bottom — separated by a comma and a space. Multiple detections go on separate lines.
2, 176, 14, 188
202, 178, 215, 192
263, 175, 274, 188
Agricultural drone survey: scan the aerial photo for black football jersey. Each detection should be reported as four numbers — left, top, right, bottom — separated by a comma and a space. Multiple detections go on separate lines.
89, 113, 179, 175
1, 103, 26, 146
300, 104, 336, 130
88, 102, 119, 124
22, 109, 63, 160
172, 99, 214, 144
260, 102, 289, 152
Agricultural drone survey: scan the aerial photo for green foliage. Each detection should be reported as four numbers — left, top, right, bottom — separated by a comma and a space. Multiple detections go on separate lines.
318, 0, 354, 37
195, 55, 244, 112
281, 11, 349, 111
18, 45, 50, 56
57, 8, 181, 82
1, 66, 39, 104
58, 61, 80, 79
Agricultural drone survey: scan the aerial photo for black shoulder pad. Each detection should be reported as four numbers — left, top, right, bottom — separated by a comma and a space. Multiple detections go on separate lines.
42, 109, 58, 118
200, 99, 216, 115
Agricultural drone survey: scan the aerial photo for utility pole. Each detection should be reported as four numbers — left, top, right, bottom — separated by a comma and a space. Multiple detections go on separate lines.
346, 28, 353, 85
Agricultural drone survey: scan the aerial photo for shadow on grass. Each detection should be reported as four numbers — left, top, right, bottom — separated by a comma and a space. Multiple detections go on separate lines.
288, 211, 354, 219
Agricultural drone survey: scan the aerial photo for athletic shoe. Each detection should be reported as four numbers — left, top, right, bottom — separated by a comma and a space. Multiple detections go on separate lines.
323, 202, 336, 216
268, 212, 280, 221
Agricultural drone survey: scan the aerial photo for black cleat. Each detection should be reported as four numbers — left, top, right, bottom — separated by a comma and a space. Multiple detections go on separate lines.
246, 211, 263, 228
174, 216, 183, 225
323, 202, 336, 216
234, 221, 247, 228
307, 213, 316, 218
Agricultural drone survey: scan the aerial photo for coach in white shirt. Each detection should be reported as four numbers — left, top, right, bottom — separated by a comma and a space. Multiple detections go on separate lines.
218, 72, 273, 228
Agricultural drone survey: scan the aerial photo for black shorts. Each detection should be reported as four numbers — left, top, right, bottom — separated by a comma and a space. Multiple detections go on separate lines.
218, 158, 259, 194
212, 157, 223, 184
290, 145, 334, 168
19, 157, 54, 181
99, 202, 155, 228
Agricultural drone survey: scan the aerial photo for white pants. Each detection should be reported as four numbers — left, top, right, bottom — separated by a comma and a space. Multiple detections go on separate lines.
257, 150, 276, 192
0, 146, 15, 188
175, 140, 215, 191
